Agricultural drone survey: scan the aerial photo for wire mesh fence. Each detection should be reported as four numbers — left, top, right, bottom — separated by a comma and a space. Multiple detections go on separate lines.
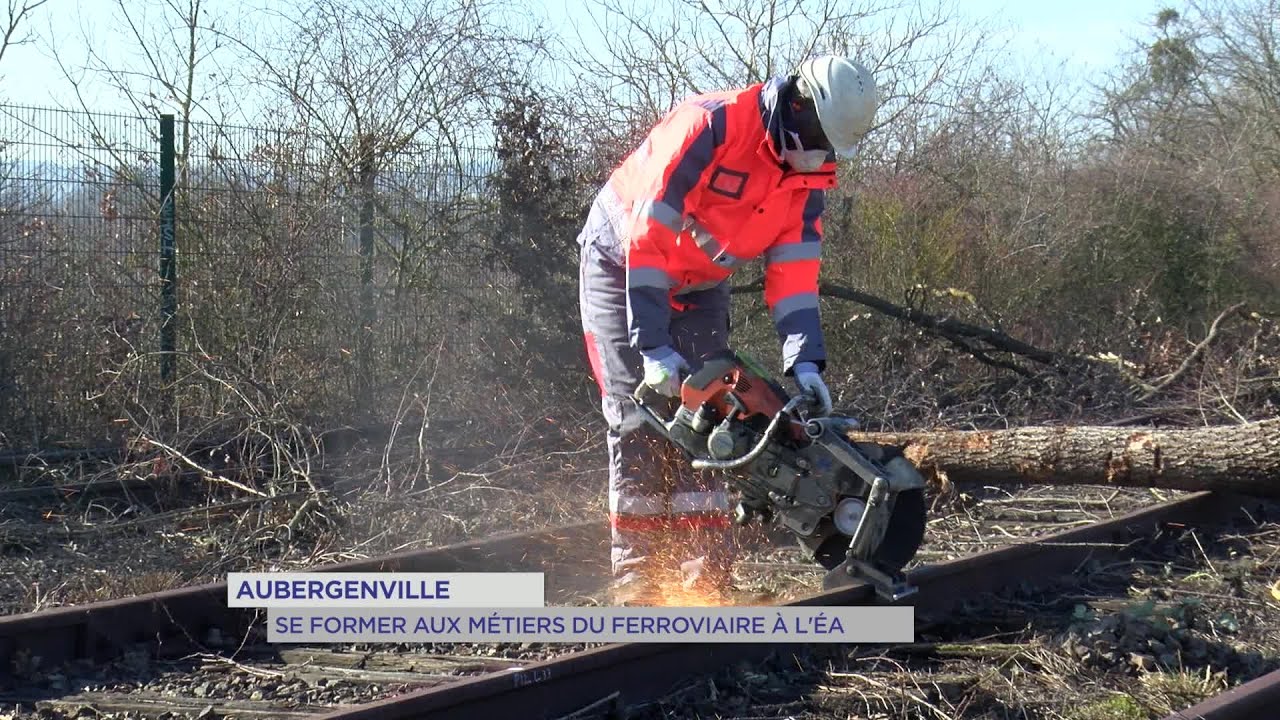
0, 104, 523, 449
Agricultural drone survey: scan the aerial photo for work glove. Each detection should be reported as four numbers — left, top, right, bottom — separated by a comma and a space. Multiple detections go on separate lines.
792, 362, 832, 416
640, 346, 690, 397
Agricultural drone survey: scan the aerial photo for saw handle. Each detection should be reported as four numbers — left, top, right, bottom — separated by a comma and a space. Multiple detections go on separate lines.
689, 394, 805, 470
631, 380, 679, 442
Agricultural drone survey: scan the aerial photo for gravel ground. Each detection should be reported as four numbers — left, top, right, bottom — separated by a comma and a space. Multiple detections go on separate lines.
0, 428, 605, 616
1, 432, 1276, 720
0, 472, 225, 614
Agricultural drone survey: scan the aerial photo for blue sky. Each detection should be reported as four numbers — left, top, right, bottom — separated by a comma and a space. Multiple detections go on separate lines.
0, 0, 1166, 114
541, 0, 1164, 72
961, 0, 1159, 67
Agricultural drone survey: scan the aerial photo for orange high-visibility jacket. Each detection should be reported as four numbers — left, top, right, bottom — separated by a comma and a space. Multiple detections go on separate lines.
603, 77, 835, 374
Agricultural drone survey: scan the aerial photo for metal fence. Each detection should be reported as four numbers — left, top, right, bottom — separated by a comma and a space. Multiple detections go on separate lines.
0, 104, 521, 449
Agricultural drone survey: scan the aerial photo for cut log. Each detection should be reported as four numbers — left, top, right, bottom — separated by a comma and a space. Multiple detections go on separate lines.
848, 418, 1280, 497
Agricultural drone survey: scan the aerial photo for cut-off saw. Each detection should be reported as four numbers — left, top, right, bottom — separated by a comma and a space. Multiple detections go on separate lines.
633, 350, 928, 601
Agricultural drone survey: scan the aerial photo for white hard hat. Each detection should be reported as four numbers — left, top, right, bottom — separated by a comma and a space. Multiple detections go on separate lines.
795, 55, 878, 156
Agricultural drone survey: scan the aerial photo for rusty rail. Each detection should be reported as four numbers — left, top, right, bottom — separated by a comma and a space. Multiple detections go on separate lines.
317, 491, 1261, 720
0, 522, 606, 670
0, 490, 1266, 719
1163, 666, 1280, 720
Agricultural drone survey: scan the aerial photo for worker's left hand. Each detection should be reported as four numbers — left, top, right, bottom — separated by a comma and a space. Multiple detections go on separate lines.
792, 362, 832, 416
640, 346, 690, 397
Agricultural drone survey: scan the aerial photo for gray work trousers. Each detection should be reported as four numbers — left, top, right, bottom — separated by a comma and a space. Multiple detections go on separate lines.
576, 190, 736, 589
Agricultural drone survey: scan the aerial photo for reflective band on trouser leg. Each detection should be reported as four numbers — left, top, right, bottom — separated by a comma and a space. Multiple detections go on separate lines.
667, 454, 735, 587
609, 490, 667, 531
606, 418, 676, 577
669, 485, 735, 588
670, 490, 731, 518
669, 489, 732, 530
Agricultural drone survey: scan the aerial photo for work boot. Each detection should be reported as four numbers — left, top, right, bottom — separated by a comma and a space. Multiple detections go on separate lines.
609, 580, 664, 606
678, 556, 737, 606
608, 565, 664, 606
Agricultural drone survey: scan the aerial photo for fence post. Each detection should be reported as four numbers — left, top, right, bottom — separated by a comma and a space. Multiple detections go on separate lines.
355, 136, 376, 416
159, 114, 177, 382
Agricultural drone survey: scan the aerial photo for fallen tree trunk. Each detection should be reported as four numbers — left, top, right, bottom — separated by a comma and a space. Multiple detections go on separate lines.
847, 418, 1280, 497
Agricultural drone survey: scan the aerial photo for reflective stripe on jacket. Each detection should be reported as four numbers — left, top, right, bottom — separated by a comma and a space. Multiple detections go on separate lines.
604, 76, 834, 374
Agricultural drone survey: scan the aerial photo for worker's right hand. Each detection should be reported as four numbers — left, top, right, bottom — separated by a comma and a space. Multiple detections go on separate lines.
792, 362, 833, 416
640, 346, 690, 397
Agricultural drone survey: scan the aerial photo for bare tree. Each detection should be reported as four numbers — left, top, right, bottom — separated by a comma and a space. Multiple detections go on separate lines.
0, 0, 44, 244
228, 0, 544, 166
43, 0, 244, 188
562, 0, 1000, 164
210, 0, 549, 412
67, 0, 231, 119
1187, 0, 1280, 180
1083, 4, 1279, 307
222, 0, 549, 271
0, 0, 48, 70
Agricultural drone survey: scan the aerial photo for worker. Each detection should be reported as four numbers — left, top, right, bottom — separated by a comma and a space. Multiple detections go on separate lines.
576, 55, 879, 605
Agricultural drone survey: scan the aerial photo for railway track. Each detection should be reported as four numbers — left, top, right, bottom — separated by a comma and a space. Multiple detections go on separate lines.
0, 489, 1274, 719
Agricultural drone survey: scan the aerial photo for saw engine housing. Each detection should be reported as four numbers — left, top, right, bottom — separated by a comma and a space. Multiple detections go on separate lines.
633, 351, 928, 596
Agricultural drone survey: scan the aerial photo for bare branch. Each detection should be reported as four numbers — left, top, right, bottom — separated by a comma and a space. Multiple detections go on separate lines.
1139, 302, 1250, 401
0, 0, 48, 69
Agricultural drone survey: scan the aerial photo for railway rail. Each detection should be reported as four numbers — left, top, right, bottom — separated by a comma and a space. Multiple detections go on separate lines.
0, 489, 1274, 719
1163, 666, 1280, 720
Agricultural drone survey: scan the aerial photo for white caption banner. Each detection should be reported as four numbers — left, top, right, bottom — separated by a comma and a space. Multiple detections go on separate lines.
227, 572, 545, 608
266, 606, 914, 643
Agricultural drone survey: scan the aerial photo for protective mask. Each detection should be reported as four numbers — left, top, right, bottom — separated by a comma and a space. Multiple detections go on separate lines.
782, 130, 829, 172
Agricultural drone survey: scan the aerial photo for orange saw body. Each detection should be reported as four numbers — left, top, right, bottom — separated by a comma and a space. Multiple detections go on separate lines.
633, 349, 930, 600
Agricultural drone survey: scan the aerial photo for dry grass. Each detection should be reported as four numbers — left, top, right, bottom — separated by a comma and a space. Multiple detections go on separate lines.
53, 569, 187, 606
0, 406, 608, 616
0, 345, 1275, 720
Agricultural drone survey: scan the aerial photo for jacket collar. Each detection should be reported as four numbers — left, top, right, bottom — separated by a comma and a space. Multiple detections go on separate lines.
758, 76, 787, 160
